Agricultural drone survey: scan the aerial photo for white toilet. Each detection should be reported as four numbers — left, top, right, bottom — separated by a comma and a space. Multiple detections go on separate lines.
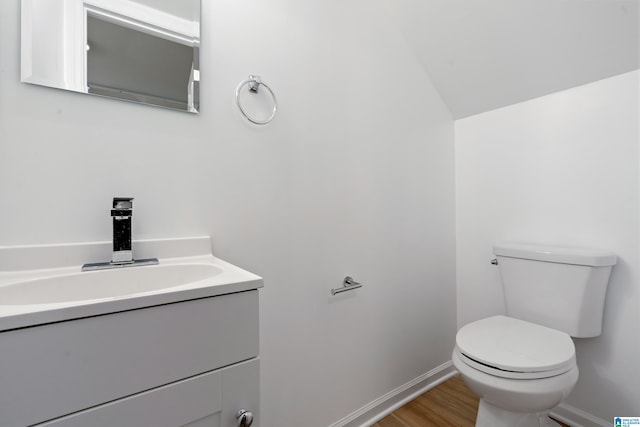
452, 243, 616, 427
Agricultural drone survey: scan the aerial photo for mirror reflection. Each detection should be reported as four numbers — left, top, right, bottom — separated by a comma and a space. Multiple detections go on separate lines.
21, 0, 200, 113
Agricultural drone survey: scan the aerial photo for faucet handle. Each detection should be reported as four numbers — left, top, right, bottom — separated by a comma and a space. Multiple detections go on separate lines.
112, 197, 134, 218
113, 197, 134, 210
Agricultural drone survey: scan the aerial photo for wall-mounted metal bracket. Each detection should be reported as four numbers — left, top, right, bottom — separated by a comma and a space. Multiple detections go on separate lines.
331, 276, 363, 295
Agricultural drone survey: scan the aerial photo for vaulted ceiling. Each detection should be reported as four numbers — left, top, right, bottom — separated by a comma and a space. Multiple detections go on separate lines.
387, 0, 639, 118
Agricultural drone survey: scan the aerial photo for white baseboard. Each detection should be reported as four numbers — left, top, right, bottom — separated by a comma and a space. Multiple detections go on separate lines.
550, 403, 609, 427
328, 361, 457, 427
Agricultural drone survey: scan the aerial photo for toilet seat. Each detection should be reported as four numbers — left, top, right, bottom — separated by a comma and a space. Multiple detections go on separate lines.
455, 315, 576, 380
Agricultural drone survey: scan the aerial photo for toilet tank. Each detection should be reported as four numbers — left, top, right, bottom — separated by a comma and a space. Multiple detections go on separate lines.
494, 243, 617, 338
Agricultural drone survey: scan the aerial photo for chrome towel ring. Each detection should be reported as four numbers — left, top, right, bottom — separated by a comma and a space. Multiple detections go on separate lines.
235, 75, 277, 125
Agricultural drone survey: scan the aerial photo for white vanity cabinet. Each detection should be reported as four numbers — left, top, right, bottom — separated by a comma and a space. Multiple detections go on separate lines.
0, 290, 260, 427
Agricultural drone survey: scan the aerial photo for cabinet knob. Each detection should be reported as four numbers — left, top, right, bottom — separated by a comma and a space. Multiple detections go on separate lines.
236, 409, 254, 427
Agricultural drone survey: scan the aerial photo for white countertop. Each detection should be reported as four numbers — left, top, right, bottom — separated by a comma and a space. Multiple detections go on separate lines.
0, 237, 262, 331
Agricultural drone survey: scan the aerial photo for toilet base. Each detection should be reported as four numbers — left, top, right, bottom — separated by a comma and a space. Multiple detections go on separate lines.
476, 399, 562, 427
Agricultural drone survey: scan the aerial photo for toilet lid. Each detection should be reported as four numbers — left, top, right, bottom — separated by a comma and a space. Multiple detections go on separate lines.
456, 315, 575, 375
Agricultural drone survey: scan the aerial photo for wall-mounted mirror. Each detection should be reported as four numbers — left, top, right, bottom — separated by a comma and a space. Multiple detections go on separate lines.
21, 0, 200, 113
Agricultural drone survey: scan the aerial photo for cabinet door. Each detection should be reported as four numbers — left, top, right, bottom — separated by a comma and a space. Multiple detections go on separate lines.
222, 358, 260, 427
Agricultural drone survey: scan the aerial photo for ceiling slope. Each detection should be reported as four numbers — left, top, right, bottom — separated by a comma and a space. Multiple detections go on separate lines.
387, 0, 639, 119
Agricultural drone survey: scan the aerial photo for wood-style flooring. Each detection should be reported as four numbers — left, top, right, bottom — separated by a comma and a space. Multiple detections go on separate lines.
372, 375, 569, 427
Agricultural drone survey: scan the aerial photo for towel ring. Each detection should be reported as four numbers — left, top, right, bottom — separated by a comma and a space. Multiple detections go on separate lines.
235, 75, 277, 125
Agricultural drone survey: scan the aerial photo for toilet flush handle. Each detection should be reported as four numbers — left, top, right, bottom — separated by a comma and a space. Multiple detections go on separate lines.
490, 259, 498, 265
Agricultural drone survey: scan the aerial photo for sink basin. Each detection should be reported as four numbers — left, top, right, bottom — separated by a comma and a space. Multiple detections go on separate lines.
0, 263, 223, 305
0, 236, 263, 331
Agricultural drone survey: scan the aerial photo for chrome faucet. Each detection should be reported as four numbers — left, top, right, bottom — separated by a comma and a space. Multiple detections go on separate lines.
81, 197, 158, 271
111, 197, 134, 264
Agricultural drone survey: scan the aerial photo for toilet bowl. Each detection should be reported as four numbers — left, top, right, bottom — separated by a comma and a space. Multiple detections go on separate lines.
453, 315, 578, 427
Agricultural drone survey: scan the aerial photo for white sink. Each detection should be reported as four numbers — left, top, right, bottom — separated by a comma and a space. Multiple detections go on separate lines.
0, 237, 262, 331
0, 263, 223, 305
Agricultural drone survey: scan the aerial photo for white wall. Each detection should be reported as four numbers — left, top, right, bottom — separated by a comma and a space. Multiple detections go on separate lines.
456, 71, 640, 420
0, 1, 456, 426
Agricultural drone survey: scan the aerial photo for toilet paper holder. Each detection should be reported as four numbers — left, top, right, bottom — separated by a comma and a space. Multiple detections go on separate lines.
331, 276, 362, 295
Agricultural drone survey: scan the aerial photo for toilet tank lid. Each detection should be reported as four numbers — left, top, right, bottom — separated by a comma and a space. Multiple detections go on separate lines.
494, 242, 617, 266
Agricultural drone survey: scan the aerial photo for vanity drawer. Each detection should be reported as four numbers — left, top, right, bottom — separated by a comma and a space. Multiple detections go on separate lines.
35, 358, 259, 427
0, 290, 258, 427
37, 368, 224, 427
